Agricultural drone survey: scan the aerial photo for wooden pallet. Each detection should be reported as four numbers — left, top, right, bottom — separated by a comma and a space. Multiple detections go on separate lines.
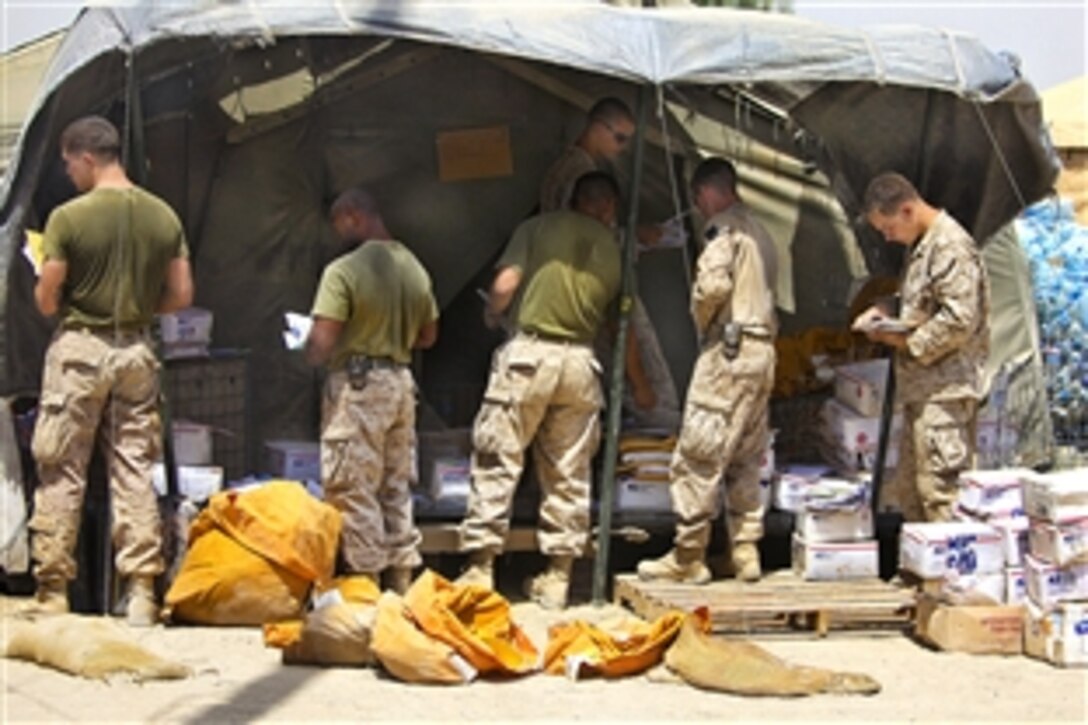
614, 570, 916, 637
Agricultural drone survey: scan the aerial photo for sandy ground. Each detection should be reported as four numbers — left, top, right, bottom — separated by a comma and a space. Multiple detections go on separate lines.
1, 597, 1085, 724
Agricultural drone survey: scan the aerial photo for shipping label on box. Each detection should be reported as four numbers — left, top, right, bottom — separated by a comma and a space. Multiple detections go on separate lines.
151, 463, 223, 502
899, 522, 1004, 578
1024, 600, 1088, 667
791, 533, 878, 580
797, 505, 874, 544
265, 440, 321, 482
1022, 470, 1088, 523
1029, 518, 1088, 566
914, 595, 1024, 655
171, 420, 212, 466
833, 359, 888, 418
1024, 554, 1088, 609
1005, 567, 1027, 605
957, 469, 1030, 517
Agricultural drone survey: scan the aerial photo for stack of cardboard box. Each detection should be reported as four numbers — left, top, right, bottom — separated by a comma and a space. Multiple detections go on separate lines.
900, 519, 1024, 655
818, 359, 901, 474
1021, 469, 1088, 667
791, 476, 879, 580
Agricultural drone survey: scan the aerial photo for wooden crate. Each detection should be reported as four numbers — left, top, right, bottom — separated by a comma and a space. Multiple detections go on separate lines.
614, 570, 916, 637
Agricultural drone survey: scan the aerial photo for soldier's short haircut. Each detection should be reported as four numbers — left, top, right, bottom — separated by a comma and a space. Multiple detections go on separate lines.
331, 187, 380, 219
863, 172, 920, 216
572, 171, 621, 209
588, 97, 634, 126
691, 157, 738, 195
60, 116, 121, 161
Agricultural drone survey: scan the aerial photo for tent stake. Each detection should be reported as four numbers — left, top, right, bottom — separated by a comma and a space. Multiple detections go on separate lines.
592, 83, 650, 606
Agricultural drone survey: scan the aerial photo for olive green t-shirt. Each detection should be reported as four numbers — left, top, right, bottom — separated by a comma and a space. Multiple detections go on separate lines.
311, 239, 439, 368
499, 211, 620, 343
42, 186, 189, 328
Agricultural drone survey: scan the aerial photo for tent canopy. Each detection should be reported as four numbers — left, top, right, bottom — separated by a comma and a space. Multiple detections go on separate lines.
0, 1, 1060, 452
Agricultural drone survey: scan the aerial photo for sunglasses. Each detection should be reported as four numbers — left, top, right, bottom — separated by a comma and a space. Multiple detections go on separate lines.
599, 119, 631, 146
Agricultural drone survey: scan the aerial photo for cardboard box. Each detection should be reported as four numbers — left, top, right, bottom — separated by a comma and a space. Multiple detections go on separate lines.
914, 595, 1024, 655
899, 522, 1004, 578
796, 505, 874, 543
1024, 554, 1088, 608
1022, 470, 1088, 523
151, 463, 224, 502
791, 533, 878, 580
1024, 600, 1088, 667
773, 464, 833, 513
1005, 567, 1027, 605
957, 469, 1030, 517
158, 307, 213, 345
1029, 518, 1088, 566
819, 398, 901, 470
833, 359, 889, 417
171, 420, 212, 466
265, 440, 321, 482
418, 429, 473, 499
616, 479, 672, 513
990, 516, 1030, 567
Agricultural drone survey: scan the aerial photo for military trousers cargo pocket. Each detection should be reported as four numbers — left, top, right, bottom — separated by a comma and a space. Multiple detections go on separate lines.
677, 404, 729, 463
924, 425, 971, 475
31, 393, 76, 466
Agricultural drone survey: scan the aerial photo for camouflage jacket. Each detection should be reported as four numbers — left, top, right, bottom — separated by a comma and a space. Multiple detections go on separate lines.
897, 211, 991, 404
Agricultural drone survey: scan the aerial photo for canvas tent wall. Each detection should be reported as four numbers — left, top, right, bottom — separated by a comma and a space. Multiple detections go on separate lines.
0, 1, 1059, 468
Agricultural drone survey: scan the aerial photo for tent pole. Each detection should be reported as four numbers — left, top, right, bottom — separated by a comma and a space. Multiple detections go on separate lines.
592, 83, 650, 606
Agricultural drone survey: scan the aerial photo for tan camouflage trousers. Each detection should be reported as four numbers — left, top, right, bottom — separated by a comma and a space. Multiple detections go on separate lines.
321, 367, 421, 574
894, 397, 978, 522
461, 334, 603, 557
30, 328, 164, 585
671, 341, 775, 552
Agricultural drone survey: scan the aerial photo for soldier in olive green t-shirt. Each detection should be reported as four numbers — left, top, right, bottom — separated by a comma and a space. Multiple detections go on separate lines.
457, 171, 621, 611
27, 115, 193, 626
305, 188, 438, 594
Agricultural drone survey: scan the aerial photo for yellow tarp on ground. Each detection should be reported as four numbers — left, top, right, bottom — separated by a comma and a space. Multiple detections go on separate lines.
403, 570, 540, 676
165, 480, 341, 626
544, 610, 689, 679
371, 591, 477, 685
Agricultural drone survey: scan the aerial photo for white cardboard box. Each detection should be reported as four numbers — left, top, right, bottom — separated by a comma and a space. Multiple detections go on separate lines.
773, 464, 833, 513
1005, 567, 1027, 605
265, 440, 321, 482
957, 469, 1030, 517
151, 463, 223, 502
1024, 554, 1088, 609
899, 521, 1004, 578
1029, 518, 1088, 566
796, 505, 874, 543
819, 398, 902, 470
1022, 470, 1088, 523
792, 533, 879, 580
1024, 600, 1088, 667
615, 479, 672, 513
158, 307, 213, 345
833, 359, 888, 418
171, 420, 212, 466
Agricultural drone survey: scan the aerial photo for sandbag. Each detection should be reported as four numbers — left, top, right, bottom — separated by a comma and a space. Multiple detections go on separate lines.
371, 591, 477, 685
2, 614, 191, 681
664, 609, 880, 697
265, 575, 383, 666
403, 570, 539, 676
544, 611, 687, 679
165, 481, 341, 626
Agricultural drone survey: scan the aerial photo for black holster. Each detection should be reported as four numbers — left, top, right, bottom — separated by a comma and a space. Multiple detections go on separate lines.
722, 322, 741, 361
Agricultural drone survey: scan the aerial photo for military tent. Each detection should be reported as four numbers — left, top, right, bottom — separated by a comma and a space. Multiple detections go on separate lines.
0, 1, 1060, 491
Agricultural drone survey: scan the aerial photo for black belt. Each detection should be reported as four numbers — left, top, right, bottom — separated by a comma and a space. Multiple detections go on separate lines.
62, 323, 151, 338
519, 329, 588, 345
346, 354, 407, 371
